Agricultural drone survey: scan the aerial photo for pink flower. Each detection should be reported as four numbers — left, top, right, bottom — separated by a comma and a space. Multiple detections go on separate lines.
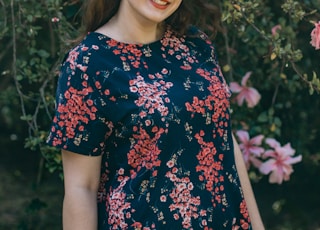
236, 130, 264, 169
259, 138, 302, 184
271, 25, 282, 36
310, 21, 320, 50
229, 72, 261, 108
51, 17, 60, 23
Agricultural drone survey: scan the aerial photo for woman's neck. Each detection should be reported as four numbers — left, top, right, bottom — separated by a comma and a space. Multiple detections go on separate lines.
96, 9, 165, 44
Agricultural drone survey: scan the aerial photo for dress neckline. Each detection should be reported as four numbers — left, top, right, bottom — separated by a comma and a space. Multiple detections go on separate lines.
88, 27, 173, 48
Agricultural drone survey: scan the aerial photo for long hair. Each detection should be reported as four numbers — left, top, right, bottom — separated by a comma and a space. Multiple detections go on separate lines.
79, 0, 221, 40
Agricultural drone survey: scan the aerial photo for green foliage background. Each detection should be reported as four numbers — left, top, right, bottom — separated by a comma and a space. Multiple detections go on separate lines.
0, 0, 319, 229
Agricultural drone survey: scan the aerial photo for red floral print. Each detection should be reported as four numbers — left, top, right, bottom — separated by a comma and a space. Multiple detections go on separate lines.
107, 39, 146, 69
128, 126, 164, 174
166, 171, 201, 229
53, 85, 95, 140
129, 74, 173, 117
164, 156, 210, 230
194, 130, 225, 207
161, 29, 199, 70
106, 177, 132, 229
65, 49, 80, 70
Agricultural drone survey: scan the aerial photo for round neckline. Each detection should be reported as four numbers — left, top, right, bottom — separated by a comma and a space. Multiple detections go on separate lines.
89, 27, 171, 47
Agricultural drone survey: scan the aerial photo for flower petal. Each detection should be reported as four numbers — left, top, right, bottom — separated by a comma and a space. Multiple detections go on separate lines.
284, 155, 302, 165
250, 134, 264, 145
229, 82, 243, 93
265, 138, 280, 148
310, 21, 320, 50
250, 156, 263, 168
235, 92, 246, 106
249, 146, 265, 156
271, 25, 282, 36
280, 143, 295, 156
236, 130, 250, 143
263, 149, 276, 158
245, 87, 261, 108
259, 159, 276, 175
269, 169, 284, 184
241, 71, 252, 86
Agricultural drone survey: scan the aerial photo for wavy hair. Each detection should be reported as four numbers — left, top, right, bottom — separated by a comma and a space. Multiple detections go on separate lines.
79, 0, 222, 39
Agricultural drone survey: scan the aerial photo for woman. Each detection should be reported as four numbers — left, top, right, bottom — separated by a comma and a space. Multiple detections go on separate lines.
47, 0, 265, 229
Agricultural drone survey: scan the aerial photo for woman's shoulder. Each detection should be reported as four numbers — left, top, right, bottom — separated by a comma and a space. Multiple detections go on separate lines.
65, 33, 108, 58
186, 26, 207, 37
186, 26, 213, 44
184, 26, 218, 60
60, 32, 117, 72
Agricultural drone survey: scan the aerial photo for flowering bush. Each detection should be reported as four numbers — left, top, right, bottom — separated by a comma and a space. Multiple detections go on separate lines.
229, 69, 303, 185
260, 138, 302, 184
235, 130, 265, 170
215, 0, 320, 187
229, 71, 261, 108
235, 130, 302, 184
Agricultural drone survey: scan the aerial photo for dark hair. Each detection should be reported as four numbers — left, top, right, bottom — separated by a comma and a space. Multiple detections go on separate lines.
79, 0, 221, 39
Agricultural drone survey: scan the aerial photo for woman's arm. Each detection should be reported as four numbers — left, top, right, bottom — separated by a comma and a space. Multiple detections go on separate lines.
61, 149, 102, 230
232, 134, 265, 230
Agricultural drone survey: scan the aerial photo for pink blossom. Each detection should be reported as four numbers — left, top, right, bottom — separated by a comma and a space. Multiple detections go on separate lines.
259, 138, 302, 184
310, 21, 320, 50
271, 25, 282, 36
236, 130, 264, 169
229, 72, 261, 108
51, 17, 60, 23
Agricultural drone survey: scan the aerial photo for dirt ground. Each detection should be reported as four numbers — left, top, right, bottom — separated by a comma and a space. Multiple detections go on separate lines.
0, 136, 319, 230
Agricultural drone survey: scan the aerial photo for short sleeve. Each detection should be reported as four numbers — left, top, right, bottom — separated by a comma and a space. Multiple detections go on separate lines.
46, 45, 113, 156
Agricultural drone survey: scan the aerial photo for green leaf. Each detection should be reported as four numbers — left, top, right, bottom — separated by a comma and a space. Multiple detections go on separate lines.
20, 115, 33, 121
38, 49, 50, 58
257, 112, 268, 122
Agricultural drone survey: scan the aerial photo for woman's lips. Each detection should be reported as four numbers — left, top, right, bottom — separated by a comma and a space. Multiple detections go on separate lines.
150, 0, 170, 9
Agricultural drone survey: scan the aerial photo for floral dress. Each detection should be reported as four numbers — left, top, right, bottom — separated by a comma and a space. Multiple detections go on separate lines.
47, 26, 252, 230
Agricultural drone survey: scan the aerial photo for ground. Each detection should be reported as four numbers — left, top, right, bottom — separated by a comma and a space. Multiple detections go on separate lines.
0, 135, 319, 230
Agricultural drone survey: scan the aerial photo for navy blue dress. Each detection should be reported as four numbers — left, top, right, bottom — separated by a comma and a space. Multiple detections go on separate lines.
47, 27, 252, 230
